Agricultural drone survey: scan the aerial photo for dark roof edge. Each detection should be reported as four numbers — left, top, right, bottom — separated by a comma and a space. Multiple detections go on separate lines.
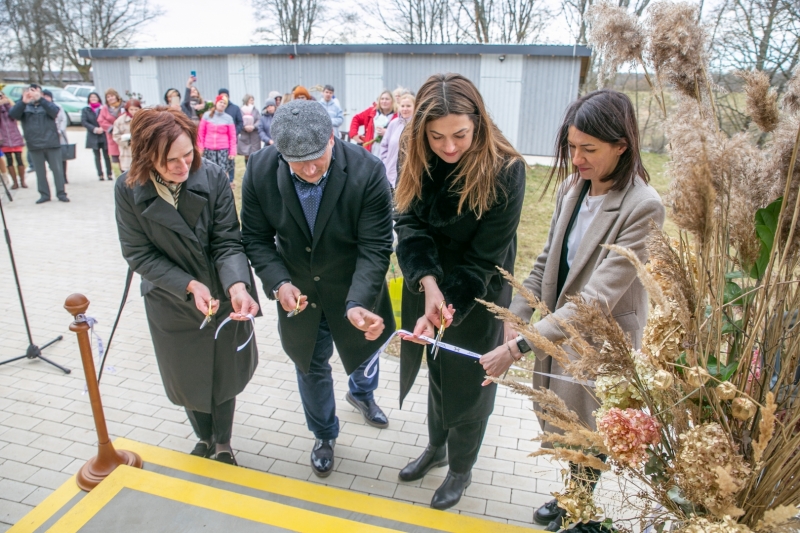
79, 43, 591, 59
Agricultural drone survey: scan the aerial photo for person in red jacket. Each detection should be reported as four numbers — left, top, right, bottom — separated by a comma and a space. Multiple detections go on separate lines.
348, 90, 396, 155
98, 89, 124, 172
198, 95, 237, 189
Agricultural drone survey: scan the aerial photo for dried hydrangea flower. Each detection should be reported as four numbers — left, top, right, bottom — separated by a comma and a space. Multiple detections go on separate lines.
598, 408, 661, 468
674, 423, 750, 518
731, 397, 757, 420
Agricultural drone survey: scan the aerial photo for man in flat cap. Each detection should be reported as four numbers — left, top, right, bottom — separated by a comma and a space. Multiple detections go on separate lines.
241, 100, 395, 477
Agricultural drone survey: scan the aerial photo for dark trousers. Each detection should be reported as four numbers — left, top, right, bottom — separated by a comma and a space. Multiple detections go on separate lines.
29, 148, 65, 200
185, 397, 236, 445
426, 347, 489, 474
93, 145, 113, 177
295, 314, 380, 440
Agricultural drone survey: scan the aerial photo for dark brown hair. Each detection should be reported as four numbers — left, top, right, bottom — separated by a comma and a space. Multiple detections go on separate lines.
125, 107, 201, 187
546, 89, 648, 194
395, 73, 523, 218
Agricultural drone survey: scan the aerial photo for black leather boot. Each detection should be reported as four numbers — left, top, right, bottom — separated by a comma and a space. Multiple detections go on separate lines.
430, 470, 471, 510
534, 498, 565, 525
398, 444, 447, 482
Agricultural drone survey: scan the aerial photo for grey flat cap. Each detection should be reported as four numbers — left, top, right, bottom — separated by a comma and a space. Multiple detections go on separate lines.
271, 100, 333, 162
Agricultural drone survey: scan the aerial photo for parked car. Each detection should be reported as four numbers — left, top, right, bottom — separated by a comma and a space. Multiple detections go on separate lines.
2, 84, 84, 126
64, 85, 96, 99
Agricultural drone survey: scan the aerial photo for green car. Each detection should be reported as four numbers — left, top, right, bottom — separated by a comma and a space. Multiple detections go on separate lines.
2, 84, 86, 126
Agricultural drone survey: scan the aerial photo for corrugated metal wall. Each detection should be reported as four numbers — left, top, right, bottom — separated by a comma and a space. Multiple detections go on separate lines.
228, 55, 262, 108
91, 58, 130, 96
90, 53, 582, 154
480, 54, 524, 147
128, 57, 160, 108
156, 56, 228, 105
382, 54, 481, 95
258, 55, 346, 107
517, 56, 581, 156
344, 54, 384, 133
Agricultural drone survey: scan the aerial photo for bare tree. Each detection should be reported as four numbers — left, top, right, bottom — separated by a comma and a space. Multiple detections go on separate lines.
369, 0, 461, 43
454, 0, 550, 43
49, 0, 163, 81
497, 0, 550, 43
708, 0, 800, 135
2, 0, 58, 83
253, 0, 323, 44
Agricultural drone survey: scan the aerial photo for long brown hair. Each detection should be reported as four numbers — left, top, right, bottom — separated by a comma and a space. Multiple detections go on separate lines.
395, 73, 523, 218
126, 107, 201, 187
546, 89, 649, 195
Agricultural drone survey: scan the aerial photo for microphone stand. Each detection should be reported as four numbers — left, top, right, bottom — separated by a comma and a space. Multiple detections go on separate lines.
0, 177, 67, 373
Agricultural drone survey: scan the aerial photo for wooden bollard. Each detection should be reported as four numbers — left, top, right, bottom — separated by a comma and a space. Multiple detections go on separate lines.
65, 294, 142, 491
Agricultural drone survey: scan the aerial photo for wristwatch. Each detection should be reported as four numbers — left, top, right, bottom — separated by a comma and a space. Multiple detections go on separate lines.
272, 280, 290, 299
515, 335, 531, 355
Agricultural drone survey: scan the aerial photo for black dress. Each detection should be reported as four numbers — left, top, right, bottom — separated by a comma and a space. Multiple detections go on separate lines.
396, 156, 526, 472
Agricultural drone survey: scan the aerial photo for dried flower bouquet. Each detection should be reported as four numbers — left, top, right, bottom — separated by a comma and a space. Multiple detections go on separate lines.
486, 2, 800, 531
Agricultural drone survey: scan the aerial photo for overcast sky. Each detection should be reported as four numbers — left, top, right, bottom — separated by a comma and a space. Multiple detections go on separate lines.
138, 0, 575, 48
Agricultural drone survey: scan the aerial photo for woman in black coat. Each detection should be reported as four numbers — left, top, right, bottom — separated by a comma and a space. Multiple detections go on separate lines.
114, 107, 260, 466
81, 92, 113, 180
395, 73, 526, 510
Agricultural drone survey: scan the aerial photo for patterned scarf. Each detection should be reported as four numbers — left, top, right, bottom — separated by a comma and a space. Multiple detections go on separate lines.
151, 172, 182, 209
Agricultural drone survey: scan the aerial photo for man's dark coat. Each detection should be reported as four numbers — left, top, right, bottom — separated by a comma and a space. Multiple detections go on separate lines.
240, 138, 395, 374
115, 162, 259, 412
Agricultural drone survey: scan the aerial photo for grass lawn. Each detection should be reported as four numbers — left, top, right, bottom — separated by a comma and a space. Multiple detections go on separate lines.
231, 151, 674, 282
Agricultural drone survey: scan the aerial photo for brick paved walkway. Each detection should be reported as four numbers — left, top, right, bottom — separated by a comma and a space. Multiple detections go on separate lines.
0, 129, 573, 531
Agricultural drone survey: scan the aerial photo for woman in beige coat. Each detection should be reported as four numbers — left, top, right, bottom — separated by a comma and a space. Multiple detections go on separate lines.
480, 89, 665, 532
112, 99, 141, 172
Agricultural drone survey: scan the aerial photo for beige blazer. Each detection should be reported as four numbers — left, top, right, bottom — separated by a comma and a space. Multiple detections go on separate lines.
509, 176, 665, 431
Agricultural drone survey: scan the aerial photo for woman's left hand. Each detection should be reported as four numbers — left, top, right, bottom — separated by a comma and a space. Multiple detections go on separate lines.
376, 126, 386, 136
228, 282, 259, 320
480, 342, 516, 386
399, 315, 437, 345
228, 154, 235, 160
244, 125, 254, 132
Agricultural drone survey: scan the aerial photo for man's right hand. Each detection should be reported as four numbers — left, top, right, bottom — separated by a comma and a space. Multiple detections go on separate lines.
277, 282, 308, 314
21, 89, 33, 104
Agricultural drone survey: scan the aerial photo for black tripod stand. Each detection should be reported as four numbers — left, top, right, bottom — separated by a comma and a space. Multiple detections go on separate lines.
0, 176, 68, 373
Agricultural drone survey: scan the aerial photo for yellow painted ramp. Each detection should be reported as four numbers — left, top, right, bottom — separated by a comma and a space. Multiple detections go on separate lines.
10, 439, 545, 532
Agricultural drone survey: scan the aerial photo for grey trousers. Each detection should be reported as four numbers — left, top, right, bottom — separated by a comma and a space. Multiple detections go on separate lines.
29, 148, 66, 200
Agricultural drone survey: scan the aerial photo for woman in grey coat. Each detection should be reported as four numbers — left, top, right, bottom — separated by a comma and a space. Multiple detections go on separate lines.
115, 107, 260, 466
480, 89, 665, 531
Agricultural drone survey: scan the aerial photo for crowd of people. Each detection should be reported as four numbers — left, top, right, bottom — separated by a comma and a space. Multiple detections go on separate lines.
1, 70, 664, 531
0, 79, 416, 201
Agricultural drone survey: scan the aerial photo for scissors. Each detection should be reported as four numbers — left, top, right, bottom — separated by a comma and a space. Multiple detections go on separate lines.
431, 301, 446, 360
287, 296, 304, 318
199, 299, 216, 329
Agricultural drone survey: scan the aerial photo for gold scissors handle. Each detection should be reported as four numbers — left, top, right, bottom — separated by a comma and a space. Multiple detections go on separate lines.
287, 295, 304, 317
431, 301, 446, 360
199, 299, 216, 329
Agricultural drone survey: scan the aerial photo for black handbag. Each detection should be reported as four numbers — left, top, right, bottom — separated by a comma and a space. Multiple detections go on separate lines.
61, 143, 76, 161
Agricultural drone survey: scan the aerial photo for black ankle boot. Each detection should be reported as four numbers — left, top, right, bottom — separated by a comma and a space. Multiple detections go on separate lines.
430, 470, 471, 510
398, 445, 447, 482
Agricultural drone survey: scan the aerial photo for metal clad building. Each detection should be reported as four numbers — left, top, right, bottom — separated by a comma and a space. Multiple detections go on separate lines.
82, 44, 590, 155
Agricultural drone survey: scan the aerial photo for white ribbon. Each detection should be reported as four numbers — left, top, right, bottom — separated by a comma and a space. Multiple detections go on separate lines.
214, 314, 256, 351
74, 314, 115, 394
364, 329, 595, 387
